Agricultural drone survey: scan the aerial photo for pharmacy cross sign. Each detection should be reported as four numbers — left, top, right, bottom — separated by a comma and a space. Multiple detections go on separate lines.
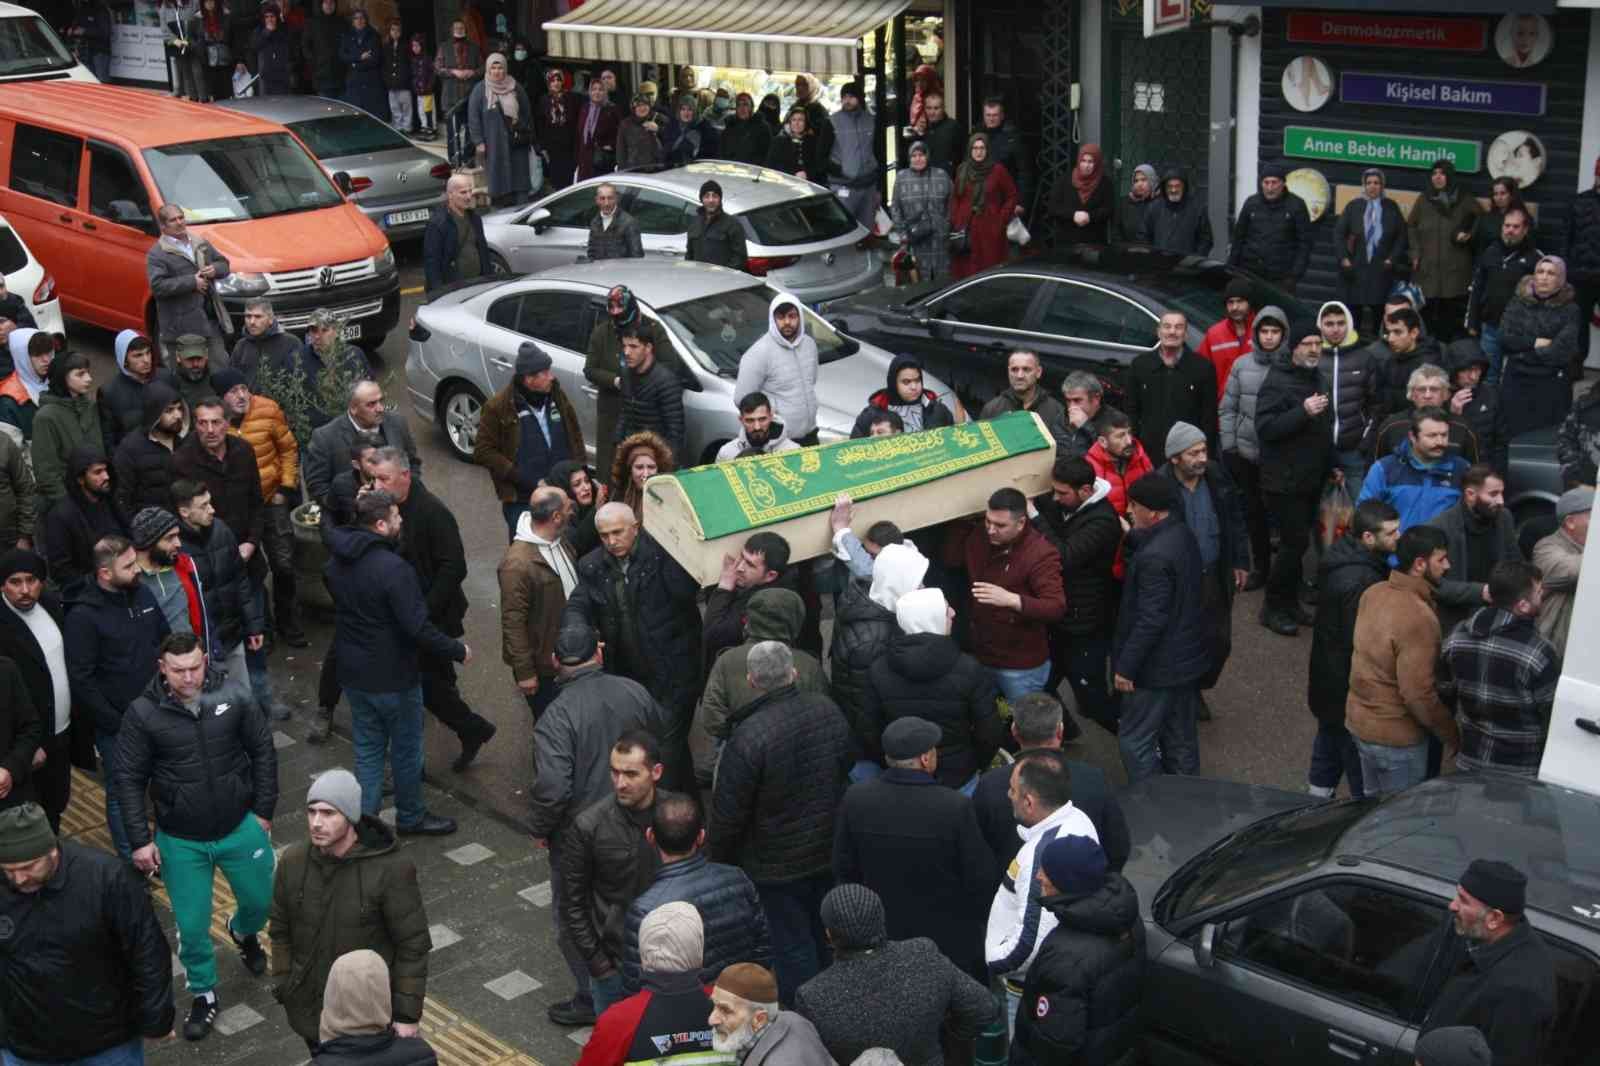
1283, 125, 1482, 173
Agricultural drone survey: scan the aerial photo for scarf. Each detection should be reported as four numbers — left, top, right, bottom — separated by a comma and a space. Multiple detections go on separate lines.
545, 79, 567, 125
955, 132, 995, 216
1071, 143, 1105, 198
1427, 161, 1460, 212
1361, 167, 1384, 261
484, 55, 518, 122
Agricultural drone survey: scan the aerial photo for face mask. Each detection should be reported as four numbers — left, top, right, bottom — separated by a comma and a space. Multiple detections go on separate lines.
513, 48, 527, 60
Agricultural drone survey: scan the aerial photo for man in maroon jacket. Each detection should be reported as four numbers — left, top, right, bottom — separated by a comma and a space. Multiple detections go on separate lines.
963, 487, 1067, 705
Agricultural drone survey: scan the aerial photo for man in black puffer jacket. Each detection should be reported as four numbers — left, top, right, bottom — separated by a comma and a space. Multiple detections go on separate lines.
114, 381, 184, 519
173, 478, 265, 678
1306, 501, 1398, 800
827, 540, 926, 753
859, 587, 1003, 789
708, 640, 851, 1005
1112, 476, 1209, 783
41, 444, 126, 596
1140, 167, 1212, 255
615, 327, 685, 462
1011, 835, 1144, 1066
1228, 162, 1313, 290
115, 631, 277, 1041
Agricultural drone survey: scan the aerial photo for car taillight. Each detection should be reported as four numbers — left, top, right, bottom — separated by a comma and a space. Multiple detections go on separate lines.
744, 255, 800, 276
429, 163, 452, 180
349, 176, 373, 193
32, 273, 54, 304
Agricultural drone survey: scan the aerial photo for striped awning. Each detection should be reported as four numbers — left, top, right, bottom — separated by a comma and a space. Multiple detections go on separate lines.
543, 0, 911, 75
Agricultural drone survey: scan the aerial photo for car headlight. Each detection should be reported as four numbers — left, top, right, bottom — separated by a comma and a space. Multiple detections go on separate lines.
376, 246, 397, 274
215, 272, 270, 296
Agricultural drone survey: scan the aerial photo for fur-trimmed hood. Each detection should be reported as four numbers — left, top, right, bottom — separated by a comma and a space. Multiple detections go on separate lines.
1514, 276, 1575, 306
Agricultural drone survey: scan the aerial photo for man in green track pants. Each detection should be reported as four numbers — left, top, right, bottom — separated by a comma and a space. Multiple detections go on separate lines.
115, 631, 279, 1044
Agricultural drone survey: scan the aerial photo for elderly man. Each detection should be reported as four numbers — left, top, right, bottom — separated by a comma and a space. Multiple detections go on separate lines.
423, 175, 491, 293
736, 295, 820, 446
475, 342, 585, 538
1533, 486, 1590, 656
1126, 311, 1217, 462
147, 203, 230, 367
304, 379, 422, 508
709, 963, 833, 1064
588, 183, 644, 261
499, 486, 579, 721
1369, 362, 1481, 464
229, 299, 302, 387
1057, 370, 1104, 457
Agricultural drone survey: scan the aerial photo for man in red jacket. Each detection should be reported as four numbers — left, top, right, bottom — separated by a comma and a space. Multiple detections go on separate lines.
963, 488, 1066, 703
1197, 278, 1256, 401
1084, 408, 1154, 518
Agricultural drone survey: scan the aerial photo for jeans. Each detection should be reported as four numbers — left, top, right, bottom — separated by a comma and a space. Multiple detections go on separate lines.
347, 685, 426, 827
96, 732, 131, 859
546, 834, 596, 1010
1118, 685, 1201, 783
1308, 721, 1365, 798
158, 813, 274, 994
589, 970, 627, 1018
5, 1036, 143, 1066
387, 88, 413, 130
755, 871, 832, 1005
1264, 489, 1320, 614
1355, 738, 1429, 794
989, 660, 1051, 702
1480, 324, 1503, 385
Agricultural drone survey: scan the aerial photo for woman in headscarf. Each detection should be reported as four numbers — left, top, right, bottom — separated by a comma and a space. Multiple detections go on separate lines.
547, 458, 606, 558
610, 430, 675, 528
1047, 143, 1112, 245
615, 92, 663, 171
890, 141, 954, 280
338, 8, 387, 118
313, 950, 437, 1065
661, 94, 705, 166
1471, 176, 1527, 257
1500, 254, 1579, 438
467, 52, 533, 206
948, 131, 1018, 279
1333, 167, 1408, 334
1407, 159, 1481, 342
756, 92, 783, 135
764, 105, 825, 182
535, 66, 580, 190
851, 353, 961, 437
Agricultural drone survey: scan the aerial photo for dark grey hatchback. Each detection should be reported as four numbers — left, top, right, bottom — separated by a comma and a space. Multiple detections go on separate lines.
1122, 774, 1600, 1066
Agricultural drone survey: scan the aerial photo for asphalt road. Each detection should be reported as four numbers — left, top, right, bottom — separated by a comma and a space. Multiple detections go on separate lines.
71, 238, 1327, 835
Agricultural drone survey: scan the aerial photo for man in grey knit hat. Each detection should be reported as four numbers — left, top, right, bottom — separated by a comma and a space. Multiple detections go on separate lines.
796, 883, 994, 1066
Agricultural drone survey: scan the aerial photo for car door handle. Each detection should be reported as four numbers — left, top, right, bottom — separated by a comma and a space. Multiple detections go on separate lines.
82, 220, 97, 231
57, 213, 72, 224
1326, 1029, 1372, 1061
489, 358, 513, 370
581, 385, 598, 397
659, 248, 683, 258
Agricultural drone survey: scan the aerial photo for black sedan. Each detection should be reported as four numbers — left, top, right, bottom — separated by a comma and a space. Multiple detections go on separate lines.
819, 247, 1314, 410
1123, 774, 1600, 1066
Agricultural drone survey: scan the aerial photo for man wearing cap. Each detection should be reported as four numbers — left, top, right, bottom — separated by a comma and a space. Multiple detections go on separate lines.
1228, 163, 1313, 292
829, 83, 880, 230
687, 181, 748, 271
531, 627, 674, 1027
1421, 859, 1558, 1066
499, 486, 580, 722
115, 631, 277, 1041
709, 642, 851, 1004
796, 883, 994, 1066
736, 296, 820, 447
0, 803, 175, 1062
476, 342, 584, 539
170, 335, 218, 414
1009, 834, 1144, 1066
1196, 280, 1256, 401
834, 715, 996, 983
268, 768, 431, 1050
0, 550, 74, 831
1113, 475, 1210, 781
710, 962, 832, 1065
1532, 487, 1588, 656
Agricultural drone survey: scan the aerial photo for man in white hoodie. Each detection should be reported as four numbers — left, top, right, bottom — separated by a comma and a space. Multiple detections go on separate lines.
985, 749, 1101, 1037
734, 295, 820, 446
497, 486, 578, 720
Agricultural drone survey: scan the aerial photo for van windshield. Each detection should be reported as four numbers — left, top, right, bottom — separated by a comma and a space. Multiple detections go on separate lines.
142, 134, 343, 222
0, 16, 77, 77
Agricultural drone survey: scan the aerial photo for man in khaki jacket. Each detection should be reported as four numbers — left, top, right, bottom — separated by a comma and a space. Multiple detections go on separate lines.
498, 485, 578, 722
1533, 487, 1590, 658
1346, 524, 1460, 794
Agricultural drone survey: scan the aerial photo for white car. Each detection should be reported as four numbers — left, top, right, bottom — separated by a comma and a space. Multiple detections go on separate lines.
0, 213, 63, 336
0, 2, 96, 83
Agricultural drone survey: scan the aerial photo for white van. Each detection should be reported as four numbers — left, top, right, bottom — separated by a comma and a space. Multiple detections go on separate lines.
0, 2, 95, 83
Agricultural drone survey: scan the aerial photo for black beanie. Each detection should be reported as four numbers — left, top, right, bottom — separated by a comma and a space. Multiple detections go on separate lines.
820, 883, 886, 950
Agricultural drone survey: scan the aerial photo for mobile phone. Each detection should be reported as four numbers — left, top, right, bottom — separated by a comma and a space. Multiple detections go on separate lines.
901, 125, 916, 139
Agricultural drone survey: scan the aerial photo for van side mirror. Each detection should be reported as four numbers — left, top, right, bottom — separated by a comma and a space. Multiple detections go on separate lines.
1193, 922, 1218, 969
332, 171, 354, 196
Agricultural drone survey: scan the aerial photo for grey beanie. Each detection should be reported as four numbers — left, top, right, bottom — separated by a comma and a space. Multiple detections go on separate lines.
1165, 421, 1206, 459
821, 883, 887, 950
515, 341, 552, 377
307, 769, 363, 824
131, 507, 179, 551
1414, 1027, 1491, 1066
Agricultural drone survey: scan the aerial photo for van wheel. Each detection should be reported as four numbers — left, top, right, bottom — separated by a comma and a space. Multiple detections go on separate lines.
438, 381, 485, 462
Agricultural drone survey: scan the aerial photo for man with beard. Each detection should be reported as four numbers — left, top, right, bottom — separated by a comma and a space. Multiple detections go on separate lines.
170, 337, 216, 413
1344, 525, 1460, 793
41, 444, 126, 595
736, 296, 820, 447
1084, 407, 1153, 519
113, 383, 184, 518
708, 963, 832, 1060
716, 393, 798, 463
585, 287, 667, 473
1418, 860, 1557, 1066
1425, 466, 1520, 635
475, 342, 585, 540
687, 180, 748, 271
1196, 279, 1255, 401
0, 550, 74, 832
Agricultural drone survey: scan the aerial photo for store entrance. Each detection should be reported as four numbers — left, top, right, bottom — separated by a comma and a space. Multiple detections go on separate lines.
1099, 2, 1211, 210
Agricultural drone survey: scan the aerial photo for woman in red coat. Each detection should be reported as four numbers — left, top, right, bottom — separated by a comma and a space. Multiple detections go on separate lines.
949, 132, 1018, 279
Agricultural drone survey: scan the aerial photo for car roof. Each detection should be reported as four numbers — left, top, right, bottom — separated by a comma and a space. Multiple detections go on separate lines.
1336, 775, 1600, 925
214, 95, 372, 125
0, 83, 281, 146
522, 259, 766, 306
579, 161, 828, 213
0, 2, 48, 16
985, 245, 1237, 287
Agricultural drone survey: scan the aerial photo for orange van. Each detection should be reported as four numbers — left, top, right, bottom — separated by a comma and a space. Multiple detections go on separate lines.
0, 82, 399, 347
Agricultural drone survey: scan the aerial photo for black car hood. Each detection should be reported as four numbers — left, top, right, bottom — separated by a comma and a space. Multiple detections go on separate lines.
1119, 776, 1319, 919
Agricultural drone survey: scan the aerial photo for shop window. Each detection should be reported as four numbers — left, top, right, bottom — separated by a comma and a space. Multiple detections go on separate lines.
9, 124, 81, 207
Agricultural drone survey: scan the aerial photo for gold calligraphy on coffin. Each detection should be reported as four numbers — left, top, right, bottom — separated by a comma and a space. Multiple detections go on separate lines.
717, 421, 1008, 525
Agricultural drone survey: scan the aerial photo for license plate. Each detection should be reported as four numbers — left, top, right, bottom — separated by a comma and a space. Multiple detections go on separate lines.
385, 208, 430, 227
340, 323, 361, 341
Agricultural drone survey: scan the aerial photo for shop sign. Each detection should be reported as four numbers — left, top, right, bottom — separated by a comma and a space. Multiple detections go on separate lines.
1340, 72, 1547, 117
1286, 12, 1488, 52
1144, 0, 1190, 38
1283, 126, 1482, 172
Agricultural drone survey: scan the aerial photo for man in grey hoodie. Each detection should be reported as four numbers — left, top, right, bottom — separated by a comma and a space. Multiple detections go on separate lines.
734, 296, 820, 446
1220, 306, 1290, 586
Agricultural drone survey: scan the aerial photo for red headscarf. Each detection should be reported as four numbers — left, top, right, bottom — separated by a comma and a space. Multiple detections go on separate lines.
1071, 143, 1105, 198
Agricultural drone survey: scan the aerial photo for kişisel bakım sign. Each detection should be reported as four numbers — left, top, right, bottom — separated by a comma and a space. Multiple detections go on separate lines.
1283, 126, 1483, 172
1340, 72, 1546, 117
1286, 12, 1487, 52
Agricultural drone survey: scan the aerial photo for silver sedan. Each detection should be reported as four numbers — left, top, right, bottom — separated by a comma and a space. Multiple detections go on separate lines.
405, 259, 948, 466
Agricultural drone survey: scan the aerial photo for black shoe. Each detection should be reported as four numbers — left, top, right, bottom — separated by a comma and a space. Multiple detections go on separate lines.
1196, 695, 1214, 722
397, 813, 457, 836
1293, 605, 1317, 627
1243, 570, 1267, 592
278, 623, 310, 649
184, 995, 218, 1041
1260, 608, 1299, 637
1300, 580, 1320, 605
1061, 708, 1084, 742
229, 915, 267, 976
452, 723, 497, 773
546, 997, 597, 1027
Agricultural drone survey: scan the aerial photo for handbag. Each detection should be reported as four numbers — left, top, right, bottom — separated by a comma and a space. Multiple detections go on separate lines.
947, 228, 970, 255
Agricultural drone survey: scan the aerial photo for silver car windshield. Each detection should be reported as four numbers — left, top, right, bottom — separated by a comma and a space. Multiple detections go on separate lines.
660, 287, 854, 375
143, 134, 344, 223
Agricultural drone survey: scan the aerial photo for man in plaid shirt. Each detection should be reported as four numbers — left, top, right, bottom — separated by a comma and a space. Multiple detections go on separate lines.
1439, 560, 1561, 776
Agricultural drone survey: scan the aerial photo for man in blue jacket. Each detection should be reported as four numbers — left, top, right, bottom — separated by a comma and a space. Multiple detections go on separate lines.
324, 490, 470, 836
1358, 408, 1471, 531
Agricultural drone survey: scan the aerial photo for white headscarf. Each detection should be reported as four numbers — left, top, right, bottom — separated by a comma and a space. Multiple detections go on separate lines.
868, 541, 929, 612
895, 587, 949, 635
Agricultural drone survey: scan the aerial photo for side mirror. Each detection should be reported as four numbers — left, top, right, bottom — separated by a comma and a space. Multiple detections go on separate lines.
1193, 922, 1218, 969
827, 317, 850, 335
332, 170, 354, 196
527, 207, 552, 233
910, 308, 931, 328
